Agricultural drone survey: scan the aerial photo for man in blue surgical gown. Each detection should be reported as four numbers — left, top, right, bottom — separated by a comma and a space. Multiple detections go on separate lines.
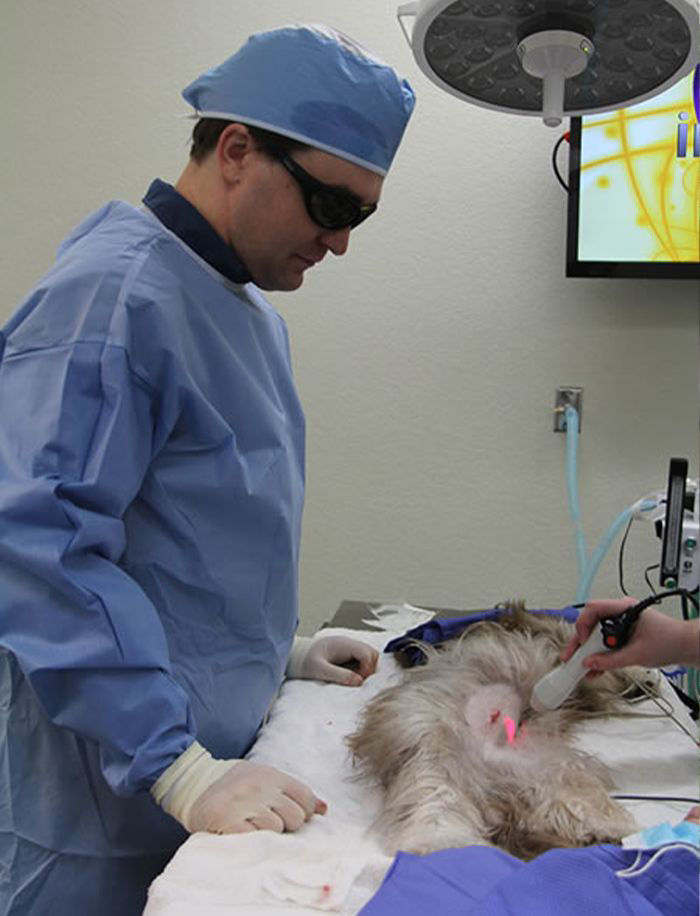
0, 25, 415, 915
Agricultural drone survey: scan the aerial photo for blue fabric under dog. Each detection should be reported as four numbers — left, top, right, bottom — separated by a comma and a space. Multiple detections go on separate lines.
384, 606, 580, 665
359, 843, 699, 915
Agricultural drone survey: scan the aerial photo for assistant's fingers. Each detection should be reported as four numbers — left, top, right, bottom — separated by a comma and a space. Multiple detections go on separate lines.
560, 634, 581, 662
580, 598, 638, 638
585, 598, 638, 615
573, 607, 601, 646
683, 806, 700, 824
222, 818, 256, 835
318, 660, 364, 686
583, 647, 635, 673
354, 645, 379, 680
246, 809, 285, 833
322, 638, 378, 679
269, 794, 309, 832
313, 647, 369, 685
204, 809, 263, 834
569, 598, 634, 651
278, 774, 325, 820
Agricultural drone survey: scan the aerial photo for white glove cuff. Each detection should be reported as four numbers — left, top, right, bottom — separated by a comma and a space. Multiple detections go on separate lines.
284, 635, 314, 679
151, 739, 240, 829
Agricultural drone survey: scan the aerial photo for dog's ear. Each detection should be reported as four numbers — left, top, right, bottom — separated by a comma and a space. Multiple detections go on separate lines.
498, 603, 574, 647
494, 599, 530, 632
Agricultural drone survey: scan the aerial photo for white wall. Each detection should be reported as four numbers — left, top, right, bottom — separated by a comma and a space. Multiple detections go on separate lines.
2, 0, 698, 634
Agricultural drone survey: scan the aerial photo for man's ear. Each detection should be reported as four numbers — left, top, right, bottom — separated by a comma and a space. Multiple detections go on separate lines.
217, 123, 255, 183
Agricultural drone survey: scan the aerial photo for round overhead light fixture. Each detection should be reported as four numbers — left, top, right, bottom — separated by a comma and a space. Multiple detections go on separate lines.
397, 0, 700, 126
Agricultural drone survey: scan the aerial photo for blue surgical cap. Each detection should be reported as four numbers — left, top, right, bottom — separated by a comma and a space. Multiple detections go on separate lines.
182, 24, 416, 176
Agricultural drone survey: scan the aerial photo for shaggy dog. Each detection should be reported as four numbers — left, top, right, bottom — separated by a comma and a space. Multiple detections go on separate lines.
347, 603, 656, 860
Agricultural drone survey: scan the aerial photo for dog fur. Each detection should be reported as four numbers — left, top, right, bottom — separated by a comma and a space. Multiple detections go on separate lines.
347, 603, 654, 860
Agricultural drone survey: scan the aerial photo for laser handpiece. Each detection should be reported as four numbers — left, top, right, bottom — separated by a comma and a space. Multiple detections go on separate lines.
529, 601, 649, 713
530, 626, 609, 712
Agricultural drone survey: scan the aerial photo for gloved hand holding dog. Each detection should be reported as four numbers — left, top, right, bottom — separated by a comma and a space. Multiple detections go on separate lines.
152, 741, 327, 835
285, 634, 379, 686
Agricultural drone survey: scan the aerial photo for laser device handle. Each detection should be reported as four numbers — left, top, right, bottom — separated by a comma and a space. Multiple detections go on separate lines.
530, 626, 609, 712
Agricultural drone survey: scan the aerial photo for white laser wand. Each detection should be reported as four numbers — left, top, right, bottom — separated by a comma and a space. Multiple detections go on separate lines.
530, 589, 696, 713
530, 626, 610, 712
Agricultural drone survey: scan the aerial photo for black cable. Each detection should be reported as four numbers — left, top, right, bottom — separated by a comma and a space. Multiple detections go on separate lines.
572, 589, 698, 615
623, 587, 698, 620
667, 680, 700, 720
551, 132, 570, 192
681, 592, 691, 621
612, 794, 700, 804
618, 517, 634, 596
678, 588, 698, 613
644, 564, 659, 596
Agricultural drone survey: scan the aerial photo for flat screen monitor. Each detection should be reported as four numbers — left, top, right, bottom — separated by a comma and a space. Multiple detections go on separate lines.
567, 65, 700, 279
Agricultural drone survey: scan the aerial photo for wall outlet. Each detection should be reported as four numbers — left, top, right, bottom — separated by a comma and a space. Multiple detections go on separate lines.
554, 387, 583, 432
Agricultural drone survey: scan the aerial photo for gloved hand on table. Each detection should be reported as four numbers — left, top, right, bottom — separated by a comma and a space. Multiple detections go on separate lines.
151, 740, 327, 834
285, 634, 379, 686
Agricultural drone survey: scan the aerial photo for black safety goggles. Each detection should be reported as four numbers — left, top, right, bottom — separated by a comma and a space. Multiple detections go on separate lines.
276, 153, 377, 230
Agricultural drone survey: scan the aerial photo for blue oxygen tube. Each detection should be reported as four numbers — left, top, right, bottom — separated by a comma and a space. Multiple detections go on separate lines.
564, 404, 659, 603
575, 511, 631, 604
565, 405, 588, 594
575, 498, 660, 604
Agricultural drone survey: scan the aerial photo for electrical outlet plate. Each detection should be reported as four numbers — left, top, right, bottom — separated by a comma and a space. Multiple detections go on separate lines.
554, 387, 583, 432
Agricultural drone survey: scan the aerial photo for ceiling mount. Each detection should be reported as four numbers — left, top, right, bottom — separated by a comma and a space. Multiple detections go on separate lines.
517, 30, 594, 126
397, 0, 699, 125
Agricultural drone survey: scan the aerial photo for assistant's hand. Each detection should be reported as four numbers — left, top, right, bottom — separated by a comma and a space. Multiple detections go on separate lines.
152, 741, 327, 835
685, 806, 700, 824
285, 635, 379, 686
561, 597, 699, 671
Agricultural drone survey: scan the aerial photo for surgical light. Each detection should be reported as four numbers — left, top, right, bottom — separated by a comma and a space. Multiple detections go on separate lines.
397, 0, 700, 125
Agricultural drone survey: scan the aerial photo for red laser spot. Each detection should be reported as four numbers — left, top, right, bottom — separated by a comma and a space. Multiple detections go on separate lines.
503, 715, 517, 745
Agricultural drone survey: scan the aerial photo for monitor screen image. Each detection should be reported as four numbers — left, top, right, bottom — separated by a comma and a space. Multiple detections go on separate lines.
567, 65, 700, 279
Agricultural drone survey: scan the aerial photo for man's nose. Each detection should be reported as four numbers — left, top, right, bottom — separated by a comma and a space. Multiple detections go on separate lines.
320, 226, 351, 256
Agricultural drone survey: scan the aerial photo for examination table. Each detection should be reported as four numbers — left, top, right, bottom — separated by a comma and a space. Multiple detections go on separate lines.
144, 601, 699, 915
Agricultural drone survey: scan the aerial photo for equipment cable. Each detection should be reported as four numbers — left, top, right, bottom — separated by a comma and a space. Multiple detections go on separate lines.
551, 131, 570, 192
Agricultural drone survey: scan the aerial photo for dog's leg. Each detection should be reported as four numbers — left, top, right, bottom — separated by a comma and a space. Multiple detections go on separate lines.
509, 747, 636, 855
377, 755, 491, 855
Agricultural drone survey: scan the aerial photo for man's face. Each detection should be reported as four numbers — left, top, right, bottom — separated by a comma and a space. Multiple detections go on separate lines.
228, 145, 384, 291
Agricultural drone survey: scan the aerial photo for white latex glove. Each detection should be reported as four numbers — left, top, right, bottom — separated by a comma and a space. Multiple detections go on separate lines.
151, 740, 327, 834
285, 635, 379, 686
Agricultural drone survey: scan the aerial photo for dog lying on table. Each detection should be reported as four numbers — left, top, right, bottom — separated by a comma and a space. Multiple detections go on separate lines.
347, 602, 657, 861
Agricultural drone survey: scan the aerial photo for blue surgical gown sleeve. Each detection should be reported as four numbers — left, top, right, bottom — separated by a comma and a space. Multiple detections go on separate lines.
0, 199, 305, 813
0, 334, 194, 794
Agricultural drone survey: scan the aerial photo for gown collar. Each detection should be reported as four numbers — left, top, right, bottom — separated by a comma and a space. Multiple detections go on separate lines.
143, 179, 253, 285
